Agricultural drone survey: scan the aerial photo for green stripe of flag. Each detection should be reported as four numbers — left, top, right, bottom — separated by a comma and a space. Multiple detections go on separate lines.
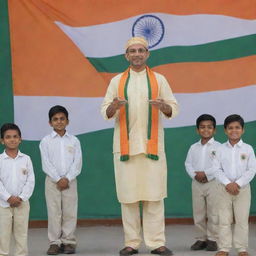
0, 0, 14, 127
88, 34, 256, 73
27, 121, 256, 219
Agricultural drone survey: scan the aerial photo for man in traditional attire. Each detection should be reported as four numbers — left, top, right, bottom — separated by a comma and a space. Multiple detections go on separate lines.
101, 37, 178, 256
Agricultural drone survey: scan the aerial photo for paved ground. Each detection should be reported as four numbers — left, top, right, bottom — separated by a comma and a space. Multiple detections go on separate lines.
18, 224, 256, 255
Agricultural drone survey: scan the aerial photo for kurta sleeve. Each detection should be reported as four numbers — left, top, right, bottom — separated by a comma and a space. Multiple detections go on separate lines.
101, 75, 121, 120
158, 74, 179, 119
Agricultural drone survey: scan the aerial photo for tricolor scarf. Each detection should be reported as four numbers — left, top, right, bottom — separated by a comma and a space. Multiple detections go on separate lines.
118, 66, 159, 161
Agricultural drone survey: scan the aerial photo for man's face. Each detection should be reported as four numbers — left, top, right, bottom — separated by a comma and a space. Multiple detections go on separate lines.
125, 44, 149, 69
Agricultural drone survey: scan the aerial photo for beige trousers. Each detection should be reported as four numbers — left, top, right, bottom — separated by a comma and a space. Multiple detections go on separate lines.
192, 180, 218, 241
45, 176, 77, 245
0, 201, 30, 256
217, 184, 250, 252
121, 200, 165, 250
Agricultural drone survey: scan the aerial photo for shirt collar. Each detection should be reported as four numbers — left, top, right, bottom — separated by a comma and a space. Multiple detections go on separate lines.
226, 139, 243, 148
50, 130, 70, 138
3, 150, 24, 159
197, 137, 215, 146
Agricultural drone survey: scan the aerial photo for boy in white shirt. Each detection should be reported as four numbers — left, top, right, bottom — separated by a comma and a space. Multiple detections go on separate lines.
185, 114, 220, 251
214, 114, 256, 256
0, 123, 35, 256
39, 105, 82, 255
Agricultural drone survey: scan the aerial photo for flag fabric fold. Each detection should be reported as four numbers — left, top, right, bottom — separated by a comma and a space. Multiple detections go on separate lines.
7, 0, 256, 141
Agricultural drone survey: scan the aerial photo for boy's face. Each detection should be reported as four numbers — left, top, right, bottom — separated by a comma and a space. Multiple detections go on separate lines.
197, 120, 215, 140
49, 112, 69, 133
225, 121, 244, 141
1, 129, 21, 150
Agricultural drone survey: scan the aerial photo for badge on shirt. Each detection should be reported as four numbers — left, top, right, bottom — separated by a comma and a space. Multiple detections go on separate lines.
21, 168, 28, 175
240, 153, 247, 160
210, 150, 216, 158
67, 146, 74, 154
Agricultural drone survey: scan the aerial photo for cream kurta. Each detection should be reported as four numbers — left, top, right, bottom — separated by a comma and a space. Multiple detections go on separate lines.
101, 68, 178, 203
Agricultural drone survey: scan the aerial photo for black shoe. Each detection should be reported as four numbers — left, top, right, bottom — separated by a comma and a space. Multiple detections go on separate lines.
206, 240, 218, 251
119, 247, 138, 256
47, 244, 61, 255
151, 246, 173, 256
190, 240, 207, 250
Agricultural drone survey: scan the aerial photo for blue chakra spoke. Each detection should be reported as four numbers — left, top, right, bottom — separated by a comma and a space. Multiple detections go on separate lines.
132, 15, 165, 48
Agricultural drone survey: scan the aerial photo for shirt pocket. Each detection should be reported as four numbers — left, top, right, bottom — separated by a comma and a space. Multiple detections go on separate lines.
66, 145, 75, 155
18, 166, 29, 184
238, 153, 248, 168
66, 145, 77, 165
209, 150, 217, 160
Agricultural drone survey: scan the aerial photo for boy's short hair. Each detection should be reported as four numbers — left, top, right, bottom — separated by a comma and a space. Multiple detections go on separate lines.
1, 123, 21, 139
224, 114, 244, 129
48, 105, 69, 121
196, 114, 216, 129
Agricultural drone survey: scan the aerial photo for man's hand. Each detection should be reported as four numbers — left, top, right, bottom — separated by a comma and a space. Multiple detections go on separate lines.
225, 182, 240, 195
149, 99, 172, 117
195, 171, 208, 183
57, 178, 69, 191
106, 97, 127, 118
7, 196, 22, 207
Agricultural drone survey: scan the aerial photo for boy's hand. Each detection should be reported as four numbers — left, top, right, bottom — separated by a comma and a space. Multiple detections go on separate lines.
57, 177, 69, 191
195, 171, 207, 183
225, 182, 240, 195
201, 177, 208, 183
7, 196, 22, 207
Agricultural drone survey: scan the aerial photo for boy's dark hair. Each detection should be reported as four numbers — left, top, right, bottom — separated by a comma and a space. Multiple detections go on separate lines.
196, 114, 216, 129
48, 105, 69, 121
1, 123, 21, 139
224, 114, 244, 129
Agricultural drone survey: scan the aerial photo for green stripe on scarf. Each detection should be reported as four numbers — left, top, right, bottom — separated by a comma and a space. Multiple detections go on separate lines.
119, 68, 159, 161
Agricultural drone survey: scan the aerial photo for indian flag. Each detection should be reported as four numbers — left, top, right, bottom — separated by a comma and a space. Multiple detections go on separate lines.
2, 0, 256, 219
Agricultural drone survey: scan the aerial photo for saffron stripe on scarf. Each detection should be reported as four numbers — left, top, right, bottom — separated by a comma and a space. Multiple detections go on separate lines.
146, 67, 159, 159
118, 69, 130, 161
118, 66, 159, 161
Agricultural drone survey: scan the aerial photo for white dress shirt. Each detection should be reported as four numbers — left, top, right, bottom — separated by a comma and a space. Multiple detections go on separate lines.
214, 140, 256, 187
101, 68, 179, 155
0, 151, 35, 208
185, 138, 221, 181
39, 131, 82, 182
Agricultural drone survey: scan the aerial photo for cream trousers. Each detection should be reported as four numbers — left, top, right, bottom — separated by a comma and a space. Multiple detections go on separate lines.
217, 184, 250, 252
0, 201, 30, 256
121, 200, 165, 250
192, 180, 218, 241
45, 176, 77, 245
